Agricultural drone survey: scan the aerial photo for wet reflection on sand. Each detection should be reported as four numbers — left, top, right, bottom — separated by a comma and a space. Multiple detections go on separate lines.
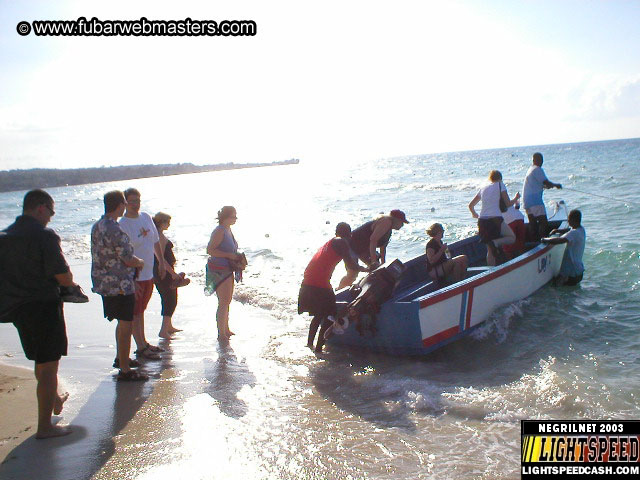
203, 345, 256, 419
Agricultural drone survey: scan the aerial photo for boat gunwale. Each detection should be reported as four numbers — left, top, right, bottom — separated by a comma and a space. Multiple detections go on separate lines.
415, 243, 555, 308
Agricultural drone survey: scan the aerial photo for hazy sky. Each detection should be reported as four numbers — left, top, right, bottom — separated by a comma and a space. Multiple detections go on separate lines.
1, 0, 639, 170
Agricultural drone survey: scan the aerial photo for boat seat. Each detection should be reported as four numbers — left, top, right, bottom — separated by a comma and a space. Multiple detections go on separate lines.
465, 266, 490, 278
395, 280, 441, 302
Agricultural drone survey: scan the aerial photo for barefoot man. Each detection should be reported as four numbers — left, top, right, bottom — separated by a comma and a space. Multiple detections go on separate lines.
0, 189, 77, 438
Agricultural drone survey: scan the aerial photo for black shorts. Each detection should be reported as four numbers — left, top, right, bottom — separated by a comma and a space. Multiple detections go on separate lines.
12, 301, 67, 364
101, 294, 135, 322
478, 217, 503, 243
298, 284, 337, 317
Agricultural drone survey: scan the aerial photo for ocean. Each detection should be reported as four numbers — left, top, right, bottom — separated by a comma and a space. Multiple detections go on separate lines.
1, 138, 639, 479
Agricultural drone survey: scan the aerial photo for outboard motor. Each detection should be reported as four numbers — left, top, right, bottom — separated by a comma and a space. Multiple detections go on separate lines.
345, 259, 405, 336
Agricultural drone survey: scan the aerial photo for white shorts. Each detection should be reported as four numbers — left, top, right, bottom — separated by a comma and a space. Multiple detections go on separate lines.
525, 204, 546, 218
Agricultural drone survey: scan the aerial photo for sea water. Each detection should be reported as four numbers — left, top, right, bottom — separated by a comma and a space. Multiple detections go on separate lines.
0, 138, 638, 479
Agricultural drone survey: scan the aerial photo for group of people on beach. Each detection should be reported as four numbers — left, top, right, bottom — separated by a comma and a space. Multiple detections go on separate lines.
0, 186, 244, 439
92, 189, 245, 383
0, 151, 585, 440
299, 153, 586, 353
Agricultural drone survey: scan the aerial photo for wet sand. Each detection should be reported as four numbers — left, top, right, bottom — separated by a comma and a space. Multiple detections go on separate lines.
0, 262, 526, 480
0, 364, 37, 460
0, 264, 331, 480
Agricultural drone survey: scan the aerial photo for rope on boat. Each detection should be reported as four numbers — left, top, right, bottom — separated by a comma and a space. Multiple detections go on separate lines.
561, 187, 638, 207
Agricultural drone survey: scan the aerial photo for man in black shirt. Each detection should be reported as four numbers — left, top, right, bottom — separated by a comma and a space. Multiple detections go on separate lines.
0, 189, 76, 439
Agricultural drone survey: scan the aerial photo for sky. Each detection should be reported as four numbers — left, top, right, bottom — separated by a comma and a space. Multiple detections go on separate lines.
1, 0, 639, 170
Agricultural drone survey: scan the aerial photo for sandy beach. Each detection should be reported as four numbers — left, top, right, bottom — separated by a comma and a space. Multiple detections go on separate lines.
0, 263, 287, 479
0, 363, 38, 460
0, 263, 347, 480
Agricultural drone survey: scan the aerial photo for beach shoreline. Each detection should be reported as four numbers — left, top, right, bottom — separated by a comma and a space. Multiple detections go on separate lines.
0, 261, 312, 480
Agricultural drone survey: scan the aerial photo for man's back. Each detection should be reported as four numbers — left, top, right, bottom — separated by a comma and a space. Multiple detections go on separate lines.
0, 216, 67, 318
91, 216, 136, 296
560, 226, 586, 277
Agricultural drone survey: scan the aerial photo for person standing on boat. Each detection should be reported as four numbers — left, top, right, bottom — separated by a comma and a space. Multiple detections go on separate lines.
542, 209, 585, 286
425, 223, 468, 284
299, 223, 369, 353
501, 203, 526, 259
338, 210, 409, 289
522, 152, 562, 241
468, 170, 519, 266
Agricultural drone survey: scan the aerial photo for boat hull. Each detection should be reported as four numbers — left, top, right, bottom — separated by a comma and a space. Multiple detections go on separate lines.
329, 242, 566, 355
418, 242, 565, 353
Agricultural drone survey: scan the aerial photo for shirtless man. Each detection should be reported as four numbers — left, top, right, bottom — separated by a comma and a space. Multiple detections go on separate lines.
338, 210, 409, 289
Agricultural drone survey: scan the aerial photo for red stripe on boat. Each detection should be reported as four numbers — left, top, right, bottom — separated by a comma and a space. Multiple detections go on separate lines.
422, 326, 460, 348
465, 289, 474, 329
419, 245, 553, 308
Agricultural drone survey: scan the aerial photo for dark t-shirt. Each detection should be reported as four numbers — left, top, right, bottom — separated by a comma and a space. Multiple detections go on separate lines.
426, 238, 446, 272
350, 220, 393, 259
0, 215, 69, 319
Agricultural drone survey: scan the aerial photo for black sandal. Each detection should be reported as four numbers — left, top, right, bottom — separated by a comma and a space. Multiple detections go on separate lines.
134, 345, 161, 360
113, 357, 140, 368
145, 343, 165, 353
117, 370, 148, 382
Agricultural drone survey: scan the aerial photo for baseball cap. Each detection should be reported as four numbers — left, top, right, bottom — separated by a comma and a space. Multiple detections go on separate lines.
390, 209, 409, 224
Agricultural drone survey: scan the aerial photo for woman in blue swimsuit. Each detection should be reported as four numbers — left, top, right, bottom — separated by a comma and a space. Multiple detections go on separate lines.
206, 206, 242, 341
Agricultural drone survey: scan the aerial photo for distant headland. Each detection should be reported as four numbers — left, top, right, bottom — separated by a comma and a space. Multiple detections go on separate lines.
0, 159, 300, 193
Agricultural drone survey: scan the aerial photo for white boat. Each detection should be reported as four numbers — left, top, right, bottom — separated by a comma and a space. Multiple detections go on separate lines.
329, 202, 569, 355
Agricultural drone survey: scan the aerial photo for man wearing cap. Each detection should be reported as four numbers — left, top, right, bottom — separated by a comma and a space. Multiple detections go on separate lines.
298, 222, 369, 353
338, 210, 409, 289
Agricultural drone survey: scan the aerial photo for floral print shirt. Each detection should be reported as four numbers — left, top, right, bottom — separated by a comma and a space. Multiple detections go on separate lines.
91, 215, 136, 296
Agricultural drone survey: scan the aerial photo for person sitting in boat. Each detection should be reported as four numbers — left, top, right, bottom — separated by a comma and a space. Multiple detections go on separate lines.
425, 223, 468, 284
338, 210, 409, 289
299, 222, 369, 353
468, 170, 519, 266
501, 203, 526, 260
541, 209, 585, 286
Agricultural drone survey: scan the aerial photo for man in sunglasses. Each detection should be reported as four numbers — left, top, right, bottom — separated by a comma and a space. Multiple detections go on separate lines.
0, 189, 78, 439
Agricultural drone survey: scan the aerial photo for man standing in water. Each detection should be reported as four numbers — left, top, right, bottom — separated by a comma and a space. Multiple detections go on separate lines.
119, 188, 168, 359
522, 152, 562, 240
542, 209, 586, 286
0, 189, 77, 438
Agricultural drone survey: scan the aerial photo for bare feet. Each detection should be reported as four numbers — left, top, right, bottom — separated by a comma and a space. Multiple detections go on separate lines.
53, 392, 69, 415
228, 330, 235, 336
158, 330, 173, 339
36, 424, 72, 440
168, 327, 182, 333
